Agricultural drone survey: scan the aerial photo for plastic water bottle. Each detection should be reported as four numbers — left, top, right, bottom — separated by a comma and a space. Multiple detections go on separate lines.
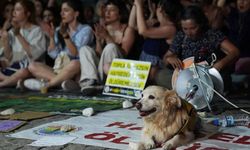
212, 114, 249, 127
40, 79, 48, 94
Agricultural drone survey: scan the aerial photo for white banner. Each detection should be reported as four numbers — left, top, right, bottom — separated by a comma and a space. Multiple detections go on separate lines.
9, 109, 250, 150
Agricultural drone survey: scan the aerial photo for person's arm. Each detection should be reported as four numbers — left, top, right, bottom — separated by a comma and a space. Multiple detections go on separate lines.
48, 27, 61, 59
213, 39, 239, 71
95, 38, 104, 57
128, 5, 137, 30
94, 24, 104, 56
47, 23, 56, 52
216, 0, 226, 8
163, 31, 184, 70
63, 37, 78, 57
164, 50, 183, 70
14, 29, 33, 59
59, 23, 78, 57
134, 0, 176, 39
0, 30, 12, 60
95, 24, 115, 44
19, 26, 46, 61
120, 26, 135, 56
73, 25, 94, 53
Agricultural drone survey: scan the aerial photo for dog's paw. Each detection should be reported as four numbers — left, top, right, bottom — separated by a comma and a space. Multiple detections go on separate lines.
143, 140, 155, 149
162, 142, 173, 150
128, 142, 144, 150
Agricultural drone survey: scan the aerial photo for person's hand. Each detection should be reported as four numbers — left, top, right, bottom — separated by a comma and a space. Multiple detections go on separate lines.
2, 19, 12, 31
48, 22, 55, 38
93, 24, 101, 41
0, 30, 8, 39
166, 56, 183, 70
94, 23, 109, 40
12, 20, 20, 36
146, 18, 158, 27
59, 23, 69, 38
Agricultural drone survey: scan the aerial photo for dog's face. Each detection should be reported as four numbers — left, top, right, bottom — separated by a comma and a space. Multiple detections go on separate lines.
135, 86, 167, 117
135, 86, 182, 118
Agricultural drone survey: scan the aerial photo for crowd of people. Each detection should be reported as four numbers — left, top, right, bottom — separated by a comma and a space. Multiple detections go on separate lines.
0, 0, 249, 95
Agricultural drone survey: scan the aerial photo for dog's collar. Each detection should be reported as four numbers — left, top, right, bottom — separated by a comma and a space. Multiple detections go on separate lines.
177, 100, 197, 134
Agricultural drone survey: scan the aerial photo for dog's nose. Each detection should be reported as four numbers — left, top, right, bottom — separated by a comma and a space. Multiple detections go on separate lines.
135, 102, 142, 110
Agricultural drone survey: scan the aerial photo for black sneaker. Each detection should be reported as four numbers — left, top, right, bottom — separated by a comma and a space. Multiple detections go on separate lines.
81, 85, 104, 96
61, 80, 80, 92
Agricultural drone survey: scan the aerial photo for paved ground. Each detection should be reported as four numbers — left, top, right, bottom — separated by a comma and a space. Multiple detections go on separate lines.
0, 114, 117, 150
0, 87, 249, 150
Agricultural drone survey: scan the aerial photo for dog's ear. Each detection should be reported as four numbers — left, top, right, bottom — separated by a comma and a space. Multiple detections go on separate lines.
165, 90, 182, 108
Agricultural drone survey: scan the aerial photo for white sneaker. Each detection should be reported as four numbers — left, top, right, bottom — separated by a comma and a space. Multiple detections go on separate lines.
24, 78, 42, 91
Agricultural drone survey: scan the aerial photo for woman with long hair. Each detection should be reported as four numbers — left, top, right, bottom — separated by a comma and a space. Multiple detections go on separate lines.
157, 5, 239, 92
0, 0, 46, 88
131, 0, 183, 84
74, 0, 136, 94
23, 0, 94, 92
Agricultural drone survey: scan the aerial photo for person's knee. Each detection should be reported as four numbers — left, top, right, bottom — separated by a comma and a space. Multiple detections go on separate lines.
103, 43, 120, 55
103, 63, 110, 75
28, 62, 39, 73
18, 68, 30, 76
67, 60, 80, 69
79, 46, 95, 56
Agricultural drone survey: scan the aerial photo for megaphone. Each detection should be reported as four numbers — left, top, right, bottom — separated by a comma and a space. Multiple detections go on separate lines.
172, 57, 224, 110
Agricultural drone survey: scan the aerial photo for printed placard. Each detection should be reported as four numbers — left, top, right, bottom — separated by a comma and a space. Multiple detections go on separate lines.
103, 59, 151, 99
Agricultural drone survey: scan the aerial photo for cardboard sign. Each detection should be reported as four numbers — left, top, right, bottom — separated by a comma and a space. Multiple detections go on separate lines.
103, 59, 151, 99
0, 120, 26, 132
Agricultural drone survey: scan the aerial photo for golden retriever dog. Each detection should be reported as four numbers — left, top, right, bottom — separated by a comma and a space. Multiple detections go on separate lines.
129, 86, 199, 150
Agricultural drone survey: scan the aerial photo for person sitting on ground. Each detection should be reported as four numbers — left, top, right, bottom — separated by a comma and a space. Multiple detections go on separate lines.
0, 0, 46, 88
62, 0, 135, 95
156, 5, 239, 94
131, 0, 183, 84
23, 0, 94, 92
226, 0, 250, 74
41, 6, 60, 67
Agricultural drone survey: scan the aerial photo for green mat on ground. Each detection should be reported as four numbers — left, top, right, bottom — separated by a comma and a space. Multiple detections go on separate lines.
0, 89, 124, 113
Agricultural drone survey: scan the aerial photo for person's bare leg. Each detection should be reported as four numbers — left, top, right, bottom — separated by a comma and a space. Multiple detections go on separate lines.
28, 62, 56, 81
0, 68, 31, 87
47, 60, 80, 87
0, 59, 10, 81
0, 72, 8, 81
